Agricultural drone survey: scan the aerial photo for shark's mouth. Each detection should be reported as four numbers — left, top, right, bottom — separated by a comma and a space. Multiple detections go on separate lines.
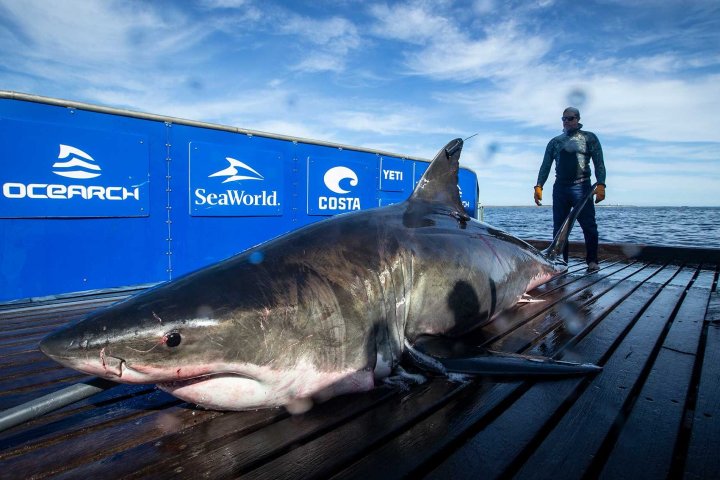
157, 372, 258, 389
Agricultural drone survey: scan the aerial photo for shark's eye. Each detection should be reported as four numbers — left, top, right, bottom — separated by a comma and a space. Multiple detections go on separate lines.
165, 332, 182, 348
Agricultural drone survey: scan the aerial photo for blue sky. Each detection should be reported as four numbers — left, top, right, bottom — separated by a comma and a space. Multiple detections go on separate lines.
1, 0, 718, 206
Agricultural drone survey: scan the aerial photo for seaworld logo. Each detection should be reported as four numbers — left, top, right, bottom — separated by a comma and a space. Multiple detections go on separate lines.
194, 157, 279, 207
319, 166, 360, 211
209, 157, 264, 183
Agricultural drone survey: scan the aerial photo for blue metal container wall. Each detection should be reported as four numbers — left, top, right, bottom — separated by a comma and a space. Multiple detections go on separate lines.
0, 99, 169, 300
0, 96, 480, 302
168, 125, 300, 275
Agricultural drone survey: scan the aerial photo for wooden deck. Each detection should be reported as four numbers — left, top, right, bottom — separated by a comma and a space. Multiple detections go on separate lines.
0, 244, 718, 479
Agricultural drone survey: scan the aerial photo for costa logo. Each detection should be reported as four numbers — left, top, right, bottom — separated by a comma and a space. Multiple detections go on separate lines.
318, 166, 361, 212
323, 166, 358, 194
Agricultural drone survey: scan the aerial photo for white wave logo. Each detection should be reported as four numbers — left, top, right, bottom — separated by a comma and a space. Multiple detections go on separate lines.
52, 145, 101, 179
324, 166, 358, 194
209, 157, 264, 183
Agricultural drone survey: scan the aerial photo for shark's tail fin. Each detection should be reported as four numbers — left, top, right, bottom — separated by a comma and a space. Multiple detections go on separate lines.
542, 183, 598, 263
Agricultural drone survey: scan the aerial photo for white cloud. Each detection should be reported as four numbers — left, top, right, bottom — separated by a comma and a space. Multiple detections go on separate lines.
368, 3, 451, 44
291, 54, 346, 73
330, 110, 434, 135
273, 13, 361, 73
199, 0, 250, 8
1, 0, 205, 63
437, 69, 720, 144
279, 16, 360, 52
369, 4, 550, 81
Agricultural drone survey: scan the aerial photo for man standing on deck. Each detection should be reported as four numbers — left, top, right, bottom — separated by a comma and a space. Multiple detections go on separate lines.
534, 107, 606, 272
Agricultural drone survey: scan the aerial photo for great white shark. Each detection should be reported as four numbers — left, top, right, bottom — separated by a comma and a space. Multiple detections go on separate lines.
40, 138, 600, 411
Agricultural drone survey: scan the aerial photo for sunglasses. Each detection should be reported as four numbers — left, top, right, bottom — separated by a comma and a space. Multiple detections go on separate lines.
561, 116, 578, 121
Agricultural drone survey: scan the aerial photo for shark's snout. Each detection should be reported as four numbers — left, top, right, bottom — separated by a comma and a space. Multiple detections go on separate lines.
39, 328, 72, 361
39, 326, 125, 378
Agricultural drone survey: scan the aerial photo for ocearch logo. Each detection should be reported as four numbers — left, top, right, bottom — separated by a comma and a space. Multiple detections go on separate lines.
194, 157, 279, 207
318, 166, 361, 211
2, 144, 140, 201
53, 145, 101, 179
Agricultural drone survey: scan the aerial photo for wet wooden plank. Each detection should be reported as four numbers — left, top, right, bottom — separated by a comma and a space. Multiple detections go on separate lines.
0, 383, 155, 448
0, 285, 149, 312
508, 267, 697, 479
46, 385, 397, 479
488, 262, 652, 354
334, 381, 525, 480
243, 380, 469, 480
123, 386, 400, 480
684, 323, 720, 480
704, 290, 720, 324
466, 260, 637, 348
415, 265, 679, 480
0, 394, 213, 478
431, 265, 682, 479
599, 269, 713, 478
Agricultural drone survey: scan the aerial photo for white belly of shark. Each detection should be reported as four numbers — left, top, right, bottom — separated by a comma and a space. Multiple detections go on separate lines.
157, 359, 375, 412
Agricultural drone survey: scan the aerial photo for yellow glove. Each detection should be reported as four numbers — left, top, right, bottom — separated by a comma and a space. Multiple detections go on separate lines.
534, 185, 543, 206
595, 184, 606, 204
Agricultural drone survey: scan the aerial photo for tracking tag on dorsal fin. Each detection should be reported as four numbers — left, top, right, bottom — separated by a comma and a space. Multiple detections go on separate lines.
409, 138, 466, 214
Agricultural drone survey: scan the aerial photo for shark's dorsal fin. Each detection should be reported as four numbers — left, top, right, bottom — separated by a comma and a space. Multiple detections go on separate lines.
409, 138, 466, 214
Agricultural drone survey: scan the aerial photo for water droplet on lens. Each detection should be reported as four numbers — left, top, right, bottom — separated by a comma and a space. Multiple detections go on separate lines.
196, 305, 213, 318
249, 251, 265, 264
567, 88, 587, 107
286, 397, 313, 415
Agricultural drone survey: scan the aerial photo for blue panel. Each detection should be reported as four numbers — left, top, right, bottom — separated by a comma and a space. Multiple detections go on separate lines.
169, 127, 300, 275
458, 168, 479, 217
379, 156, 411, 192
0, 100, 168, 301
189, 139, 285, 216
306, 146, 375, 216
0, 118, 149, 218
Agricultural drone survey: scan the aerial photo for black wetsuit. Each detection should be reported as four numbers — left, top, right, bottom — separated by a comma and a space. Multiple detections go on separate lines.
536, 125, 607, 264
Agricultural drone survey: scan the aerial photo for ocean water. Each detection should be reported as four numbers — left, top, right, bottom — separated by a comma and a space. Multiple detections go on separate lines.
481, 206, 720, 249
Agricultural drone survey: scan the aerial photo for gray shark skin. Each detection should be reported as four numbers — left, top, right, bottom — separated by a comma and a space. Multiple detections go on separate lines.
39, 138, 600, 411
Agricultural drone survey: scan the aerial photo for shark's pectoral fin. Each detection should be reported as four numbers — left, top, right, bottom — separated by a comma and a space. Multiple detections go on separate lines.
405, 336, 601, 378
438, 350, 602, 377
